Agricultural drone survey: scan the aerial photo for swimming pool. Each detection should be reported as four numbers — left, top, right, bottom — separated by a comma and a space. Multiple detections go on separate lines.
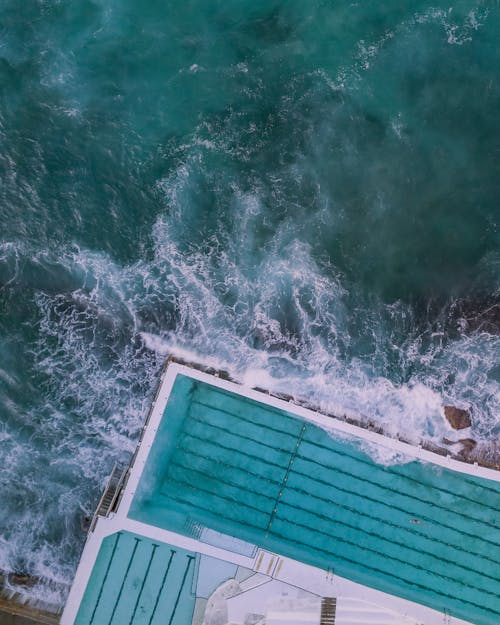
74, 531, 196, 625
129, 374, 500, 625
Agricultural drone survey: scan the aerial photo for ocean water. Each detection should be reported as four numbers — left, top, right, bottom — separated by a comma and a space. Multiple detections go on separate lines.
0, 0, 498, 605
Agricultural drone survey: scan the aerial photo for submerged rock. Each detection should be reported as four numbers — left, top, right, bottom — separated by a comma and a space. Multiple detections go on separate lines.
458, 438, 477, 453
444, 405, 471, 430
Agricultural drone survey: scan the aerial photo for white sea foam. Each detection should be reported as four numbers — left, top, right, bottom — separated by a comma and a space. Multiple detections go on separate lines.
415, 5, 489, 46
137, 199, 498, 448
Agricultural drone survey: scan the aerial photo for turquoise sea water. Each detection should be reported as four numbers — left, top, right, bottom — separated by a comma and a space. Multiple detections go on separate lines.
0, 0, 499, 604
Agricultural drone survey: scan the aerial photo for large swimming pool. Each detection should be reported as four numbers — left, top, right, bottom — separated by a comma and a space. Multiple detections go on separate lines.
129, 374, 500, 625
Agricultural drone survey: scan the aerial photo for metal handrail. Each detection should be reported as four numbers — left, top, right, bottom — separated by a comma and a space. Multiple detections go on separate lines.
89, 463, 127, 533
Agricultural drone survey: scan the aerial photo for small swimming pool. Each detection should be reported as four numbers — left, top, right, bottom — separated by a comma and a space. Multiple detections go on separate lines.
74, 531, 196, 625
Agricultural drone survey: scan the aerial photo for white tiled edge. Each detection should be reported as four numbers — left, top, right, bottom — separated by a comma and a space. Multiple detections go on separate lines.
61, 361, 498, 625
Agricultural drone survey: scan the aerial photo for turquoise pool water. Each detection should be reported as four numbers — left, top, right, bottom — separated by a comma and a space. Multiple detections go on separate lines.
129, 374, 500, 625
74, 531, 196, 625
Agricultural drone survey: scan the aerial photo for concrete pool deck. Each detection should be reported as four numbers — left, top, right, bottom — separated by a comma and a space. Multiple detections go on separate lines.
61, 362, 500, 625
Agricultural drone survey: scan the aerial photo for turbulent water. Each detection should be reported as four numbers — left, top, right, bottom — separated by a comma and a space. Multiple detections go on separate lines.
0, 0, 499, 605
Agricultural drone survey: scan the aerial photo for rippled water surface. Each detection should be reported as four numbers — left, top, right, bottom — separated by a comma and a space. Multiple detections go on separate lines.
0, 0, 499, 603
